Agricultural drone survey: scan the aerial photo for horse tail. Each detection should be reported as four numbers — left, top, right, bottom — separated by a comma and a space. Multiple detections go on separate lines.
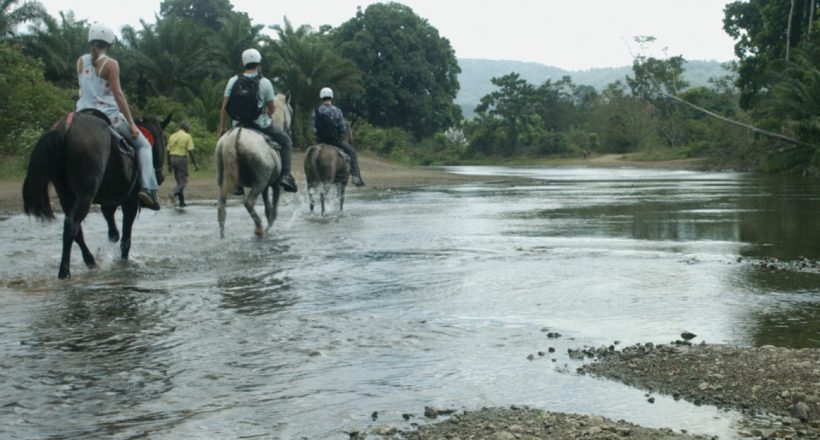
305, 145, 320, 181
23, 128, 65, 220
216, 129, 240, 194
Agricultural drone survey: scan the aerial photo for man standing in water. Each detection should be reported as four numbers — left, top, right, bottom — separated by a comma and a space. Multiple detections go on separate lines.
166, 121, 198, 207
313, 87, 365, 186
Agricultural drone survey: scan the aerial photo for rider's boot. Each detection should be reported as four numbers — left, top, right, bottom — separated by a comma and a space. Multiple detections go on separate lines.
278, 144, 297, 193
139, 189, 161, 211
280, 174, 298, 192
350, 160, 365, 187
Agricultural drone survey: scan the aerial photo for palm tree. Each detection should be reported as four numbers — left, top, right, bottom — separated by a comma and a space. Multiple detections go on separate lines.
266, 18, 362, 147
215, 11, 267, 77
119, 16, 216, 102
20, 11, 86, 87
767, 45, 820, 146
0, 0, 45, 40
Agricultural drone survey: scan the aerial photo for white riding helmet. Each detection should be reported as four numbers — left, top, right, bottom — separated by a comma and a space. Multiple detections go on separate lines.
242, 48, 262, 66
320, 87, 333, 99
88, 22, 115, 45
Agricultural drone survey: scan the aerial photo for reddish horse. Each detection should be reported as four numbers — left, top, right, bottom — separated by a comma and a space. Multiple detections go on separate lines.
22, 113, 170, 278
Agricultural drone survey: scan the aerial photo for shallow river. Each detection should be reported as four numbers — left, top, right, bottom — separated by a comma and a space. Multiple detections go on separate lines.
1, 166, 818, 439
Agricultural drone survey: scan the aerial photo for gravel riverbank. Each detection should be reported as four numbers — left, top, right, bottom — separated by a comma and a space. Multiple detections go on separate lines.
354, 343, 820, 439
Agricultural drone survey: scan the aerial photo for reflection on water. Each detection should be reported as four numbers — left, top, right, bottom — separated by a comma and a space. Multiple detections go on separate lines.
0, 166, 818, 438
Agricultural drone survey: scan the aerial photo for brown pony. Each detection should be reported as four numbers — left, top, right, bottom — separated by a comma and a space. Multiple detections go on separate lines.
22, 113, 170, 279
304, 122, 353, 215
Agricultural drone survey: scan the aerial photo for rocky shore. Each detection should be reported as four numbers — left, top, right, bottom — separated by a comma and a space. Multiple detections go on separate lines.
579, 342, 820, 439
355, 343, 820, 439
359, 406, 712, 439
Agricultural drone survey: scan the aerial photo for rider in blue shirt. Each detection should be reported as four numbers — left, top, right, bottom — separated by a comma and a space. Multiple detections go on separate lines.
218, 49, 297, 192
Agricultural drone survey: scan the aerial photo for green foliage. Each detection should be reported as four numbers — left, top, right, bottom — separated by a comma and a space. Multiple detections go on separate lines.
352, 120, 415, 159
724, 0, 817, 108
587, 82, 649, 153
140, 95, 218, 162
19, 11, 86, 88
0, 43, 72, 157
457, 59, 728, 119
475, 73, 534, 150
265, 18, 362, 148
119, 16, 218, 102
215, 11, 266, 75
722, 0, 819, 170
1, 0, 45, 40
333, 2, 462, 139
763, 44, 820, 146
763, 146, 816, 172
159, 0, 234, 31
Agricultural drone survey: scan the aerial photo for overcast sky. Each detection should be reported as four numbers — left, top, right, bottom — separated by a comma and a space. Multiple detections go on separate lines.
36, 0, 738, 71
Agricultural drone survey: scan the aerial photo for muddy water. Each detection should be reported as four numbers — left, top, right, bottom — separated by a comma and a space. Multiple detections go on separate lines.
0, 166, 818, 439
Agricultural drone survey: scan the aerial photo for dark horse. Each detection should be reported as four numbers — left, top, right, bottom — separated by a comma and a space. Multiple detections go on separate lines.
22, 112, 170, 279
304, 123, 353, 215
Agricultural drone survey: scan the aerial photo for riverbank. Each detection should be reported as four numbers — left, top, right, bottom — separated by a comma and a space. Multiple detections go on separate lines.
0, 152, 702, 216
0, 151, 496, 216
359, 343, 819, 439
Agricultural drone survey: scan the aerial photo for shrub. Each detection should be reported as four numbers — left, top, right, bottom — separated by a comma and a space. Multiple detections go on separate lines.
0, 44, 73, 158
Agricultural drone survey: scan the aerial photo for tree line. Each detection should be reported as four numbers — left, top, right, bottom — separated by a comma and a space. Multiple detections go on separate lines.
0, 0, 817, 174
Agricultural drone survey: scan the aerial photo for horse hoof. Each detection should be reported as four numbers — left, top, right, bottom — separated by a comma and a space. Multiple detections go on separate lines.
108, 232, 120, 242
58, 271, 71, 279
255, 228, 264, 238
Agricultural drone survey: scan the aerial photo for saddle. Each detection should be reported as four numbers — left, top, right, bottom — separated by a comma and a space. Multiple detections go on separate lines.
67, 109, 152, 158
324, 144, 350, 162
237, 125, 281, 151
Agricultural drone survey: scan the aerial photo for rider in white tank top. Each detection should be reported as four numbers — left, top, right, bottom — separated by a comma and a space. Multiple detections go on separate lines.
76, 23, 161, 210
76, 54, 125, 126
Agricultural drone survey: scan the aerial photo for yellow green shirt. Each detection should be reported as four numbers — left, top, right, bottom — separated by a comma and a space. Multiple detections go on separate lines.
168, 130, 194, 157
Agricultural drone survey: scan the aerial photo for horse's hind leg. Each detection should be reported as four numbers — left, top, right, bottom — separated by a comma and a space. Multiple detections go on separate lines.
263, 186, 273, 230
218, 194, 228, 239
320, 190, 326, 216
266, 184, 280, 231
244, 188, 265, 237
56, 192, 93, 279
263, 185, 280, 232
119, 198, 139, 260
338, 183, 346, 212
102, 205, 120, 242
74, 225, 97, 270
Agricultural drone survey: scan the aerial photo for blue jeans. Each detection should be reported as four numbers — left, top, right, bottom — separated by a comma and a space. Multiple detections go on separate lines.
115, 121, 158, 191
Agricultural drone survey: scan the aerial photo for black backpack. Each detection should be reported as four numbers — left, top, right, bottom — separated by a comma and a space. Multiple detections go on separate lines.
314, 106, 340, 142
225, 75, 262, 124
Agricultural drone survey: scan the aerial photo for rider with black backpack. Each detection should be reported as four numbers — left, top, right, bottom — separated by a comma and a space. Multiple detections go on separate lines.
218, 48, 297, 192
312, 87, 364, 186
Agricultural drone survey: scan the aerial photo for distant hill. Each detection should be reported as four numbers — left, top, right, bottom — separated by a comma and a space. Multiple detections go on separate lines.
456, 58, 731, 118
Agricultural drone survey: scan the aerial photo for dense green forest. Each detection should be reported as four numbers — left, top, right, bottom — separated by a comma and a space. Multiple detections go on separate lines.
0, 0, 818, 174
456, 59, 726, 118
